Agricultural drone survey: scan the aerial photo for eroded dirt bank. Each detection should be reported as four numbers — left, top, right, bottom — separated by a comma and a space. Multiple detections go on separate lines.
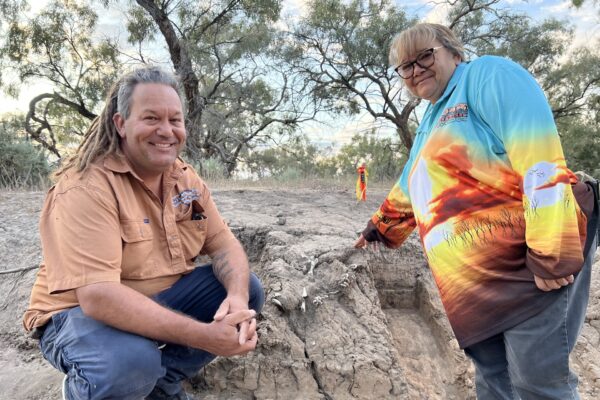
0, 188, 598, 399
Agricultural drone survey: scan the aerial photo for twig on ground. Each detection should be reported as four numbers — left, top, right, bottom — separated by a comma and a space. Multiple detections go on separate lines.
0, 265, 38, 275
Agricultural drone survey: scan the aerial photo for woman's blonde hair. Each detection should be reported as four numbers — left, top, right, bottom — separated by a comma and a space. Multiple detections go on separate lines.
389, 23, 465, 68
54, 66, 183, 178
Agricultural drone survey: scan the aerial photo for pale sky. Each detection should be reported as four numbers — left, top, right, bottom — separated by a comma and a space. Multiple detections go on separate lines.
2, 0, 598, 148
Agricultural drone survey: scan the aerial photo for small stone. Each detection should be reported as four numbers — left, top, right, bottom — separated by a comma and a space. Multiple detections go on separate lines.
277, 217, 286, 225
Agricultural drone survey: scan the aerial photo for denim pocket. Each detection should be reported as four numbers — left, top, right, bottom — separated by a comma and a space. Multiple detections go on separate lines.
39, 310, 69, 373
51, 310, 68, 333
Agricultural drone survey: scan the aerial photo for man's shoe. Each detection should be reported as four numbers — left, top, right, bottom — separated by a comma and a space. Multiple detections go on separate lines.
145, 386, 197, 400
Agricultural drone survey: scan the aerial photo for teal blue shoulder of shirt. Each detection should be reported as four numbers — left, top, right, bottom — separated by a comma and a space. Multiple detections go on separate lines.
393, 54, 549, 201
463, 55, 555, 142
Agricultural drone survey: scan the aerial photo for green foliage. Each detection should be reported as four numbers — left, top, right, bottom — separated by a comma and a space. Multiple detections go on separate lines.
283, 0, 421, 150
244, 132, 405, 181
0, 0, 598, 186
544, 47, 600, 121
288, 0, 600, 155
330, 132, 406, 180
0, 0, 121, 157
240, 0, 282, 23
448, 0, 600, 124
275, 166, 303, 182
198, 156, 229, 181
0, 0, 311, 174
572, 0, 599, 7
2, 0, 119, 102
288, 0, 413, 112
122, 0, 312, 174
458, 13, 570, 74
559, 118, 600, 177
0, 115, 51, 188
0, 0, 28, 27
244, 136, 320, 179
126, 6, 155, 44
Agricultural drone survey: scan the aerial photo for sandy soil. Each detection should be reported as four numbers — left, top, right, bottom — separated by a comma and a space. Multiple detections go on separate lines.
0, 188, 598, 399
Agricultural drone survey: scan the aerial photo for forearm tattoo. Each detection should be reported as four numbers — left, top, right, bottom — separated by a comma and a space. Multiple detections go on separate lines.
212, 253, 234, 284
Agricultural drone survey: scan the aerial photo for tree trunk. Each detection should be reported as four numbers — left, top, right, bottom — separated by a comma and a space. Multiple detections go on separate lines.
135, 0, 205, 160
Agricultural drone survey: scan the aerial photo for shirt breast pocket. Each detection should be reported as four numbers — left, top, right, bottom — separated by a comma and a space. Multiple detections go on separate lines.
120, 220, 156, 278
176, 218, 208, 261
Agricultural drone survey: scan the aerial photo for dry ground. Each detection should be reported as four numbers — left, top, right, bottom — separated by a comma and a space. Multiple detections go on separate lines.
0, 187, 598, 399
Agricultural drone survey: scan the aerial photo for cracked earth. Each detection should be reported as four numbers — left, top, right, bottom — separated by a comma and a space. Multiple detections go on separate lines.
0, 188, 598, 399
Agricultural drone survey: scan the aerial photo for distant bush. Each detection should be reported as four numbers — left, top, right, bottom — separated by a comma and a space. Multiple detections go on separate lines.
559, 119, 600, 177
276, 166, 303, 182
0, 118, 51, 189
243, 132, 406, 182
187, 156, 228, 181
328, 132, 406, 181
244, 136, 321, 179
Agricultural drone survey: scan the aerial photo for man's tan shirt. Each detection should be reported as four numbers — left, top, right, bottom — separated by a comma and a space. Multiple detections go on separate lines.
24, 156, 235, 331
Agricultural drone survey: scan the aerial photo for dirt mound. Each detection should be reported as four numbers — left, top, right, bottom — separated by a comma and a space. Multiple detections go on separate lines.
0, 189, 598, 399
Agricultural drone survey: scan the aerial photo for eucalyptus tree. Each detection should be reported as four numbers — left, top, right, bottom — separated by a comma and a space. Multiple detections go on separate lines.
284, 0, 417, 151
0, 0, 320, 174
0, 0, 120, 158
287, 0, 600, 154
448, 0, 600, 168
448, 0, 600, 123
126, 0, 310, 174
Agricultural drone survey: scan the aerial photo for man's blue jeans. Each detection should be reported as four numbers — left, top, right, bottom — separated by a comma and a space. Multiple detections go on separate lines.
39, 265, 265, 400
464, 235, 596, 400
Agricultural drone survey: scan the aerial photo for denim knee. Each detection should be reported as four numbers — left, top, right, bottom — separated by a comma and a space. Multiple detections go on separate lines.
249, 272, 265, 313
66, 335, 164, 400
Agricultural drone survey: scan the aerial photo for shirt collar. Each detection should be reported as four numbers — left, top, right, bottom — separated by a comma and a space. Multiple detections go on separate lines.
433, 62, 466, 106
103, 154, 187, 183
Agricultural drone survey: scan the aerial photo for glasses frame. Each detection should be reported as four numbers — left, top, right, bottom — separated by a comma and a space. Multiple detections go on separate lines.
394, 46, 444, 79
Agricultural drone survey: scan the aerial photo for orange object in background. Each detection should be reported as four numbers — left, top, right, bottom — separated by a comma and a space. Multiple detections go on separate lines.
356, 163, 368, 201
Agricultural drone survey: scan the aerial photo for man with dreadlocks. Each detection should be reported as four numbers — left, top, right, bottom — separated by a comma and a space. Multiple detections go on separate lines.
23, 67, 264, 400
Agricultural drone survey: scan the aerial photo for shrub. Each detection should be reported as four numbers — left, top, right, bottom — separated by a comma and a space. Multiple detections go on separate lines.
188, 156, 228, 181
0, 119, 51, 189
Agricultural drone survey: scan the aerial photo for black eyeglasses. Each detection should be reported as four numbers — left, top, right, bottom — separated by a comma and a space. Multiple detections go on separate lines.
394, 46, 444, 79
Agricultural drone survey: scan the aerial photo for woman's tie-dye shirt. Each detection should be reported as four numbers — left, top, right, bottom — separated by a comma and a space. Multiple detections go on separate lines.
367, 56, 586, 348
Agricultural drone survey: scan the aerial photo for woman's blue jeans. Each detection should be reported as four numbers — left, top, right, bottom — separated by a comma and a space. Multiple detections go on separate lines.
464, 235, 596, 400
39, 265, 265, 400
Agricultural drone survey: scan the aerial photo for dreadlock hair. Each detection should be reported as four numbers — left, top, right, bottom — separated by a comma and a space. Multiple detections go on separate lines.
54, 66, 184, 179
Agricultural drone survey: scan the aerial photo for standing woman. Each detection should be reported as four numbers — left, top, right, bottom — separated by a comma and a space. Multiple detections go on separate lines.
355, 23, 597, 399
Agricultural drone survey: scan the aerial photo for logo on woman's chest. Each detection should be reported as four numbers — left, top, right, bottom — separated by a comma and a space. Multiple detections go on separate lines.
437, 103, 469, 127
